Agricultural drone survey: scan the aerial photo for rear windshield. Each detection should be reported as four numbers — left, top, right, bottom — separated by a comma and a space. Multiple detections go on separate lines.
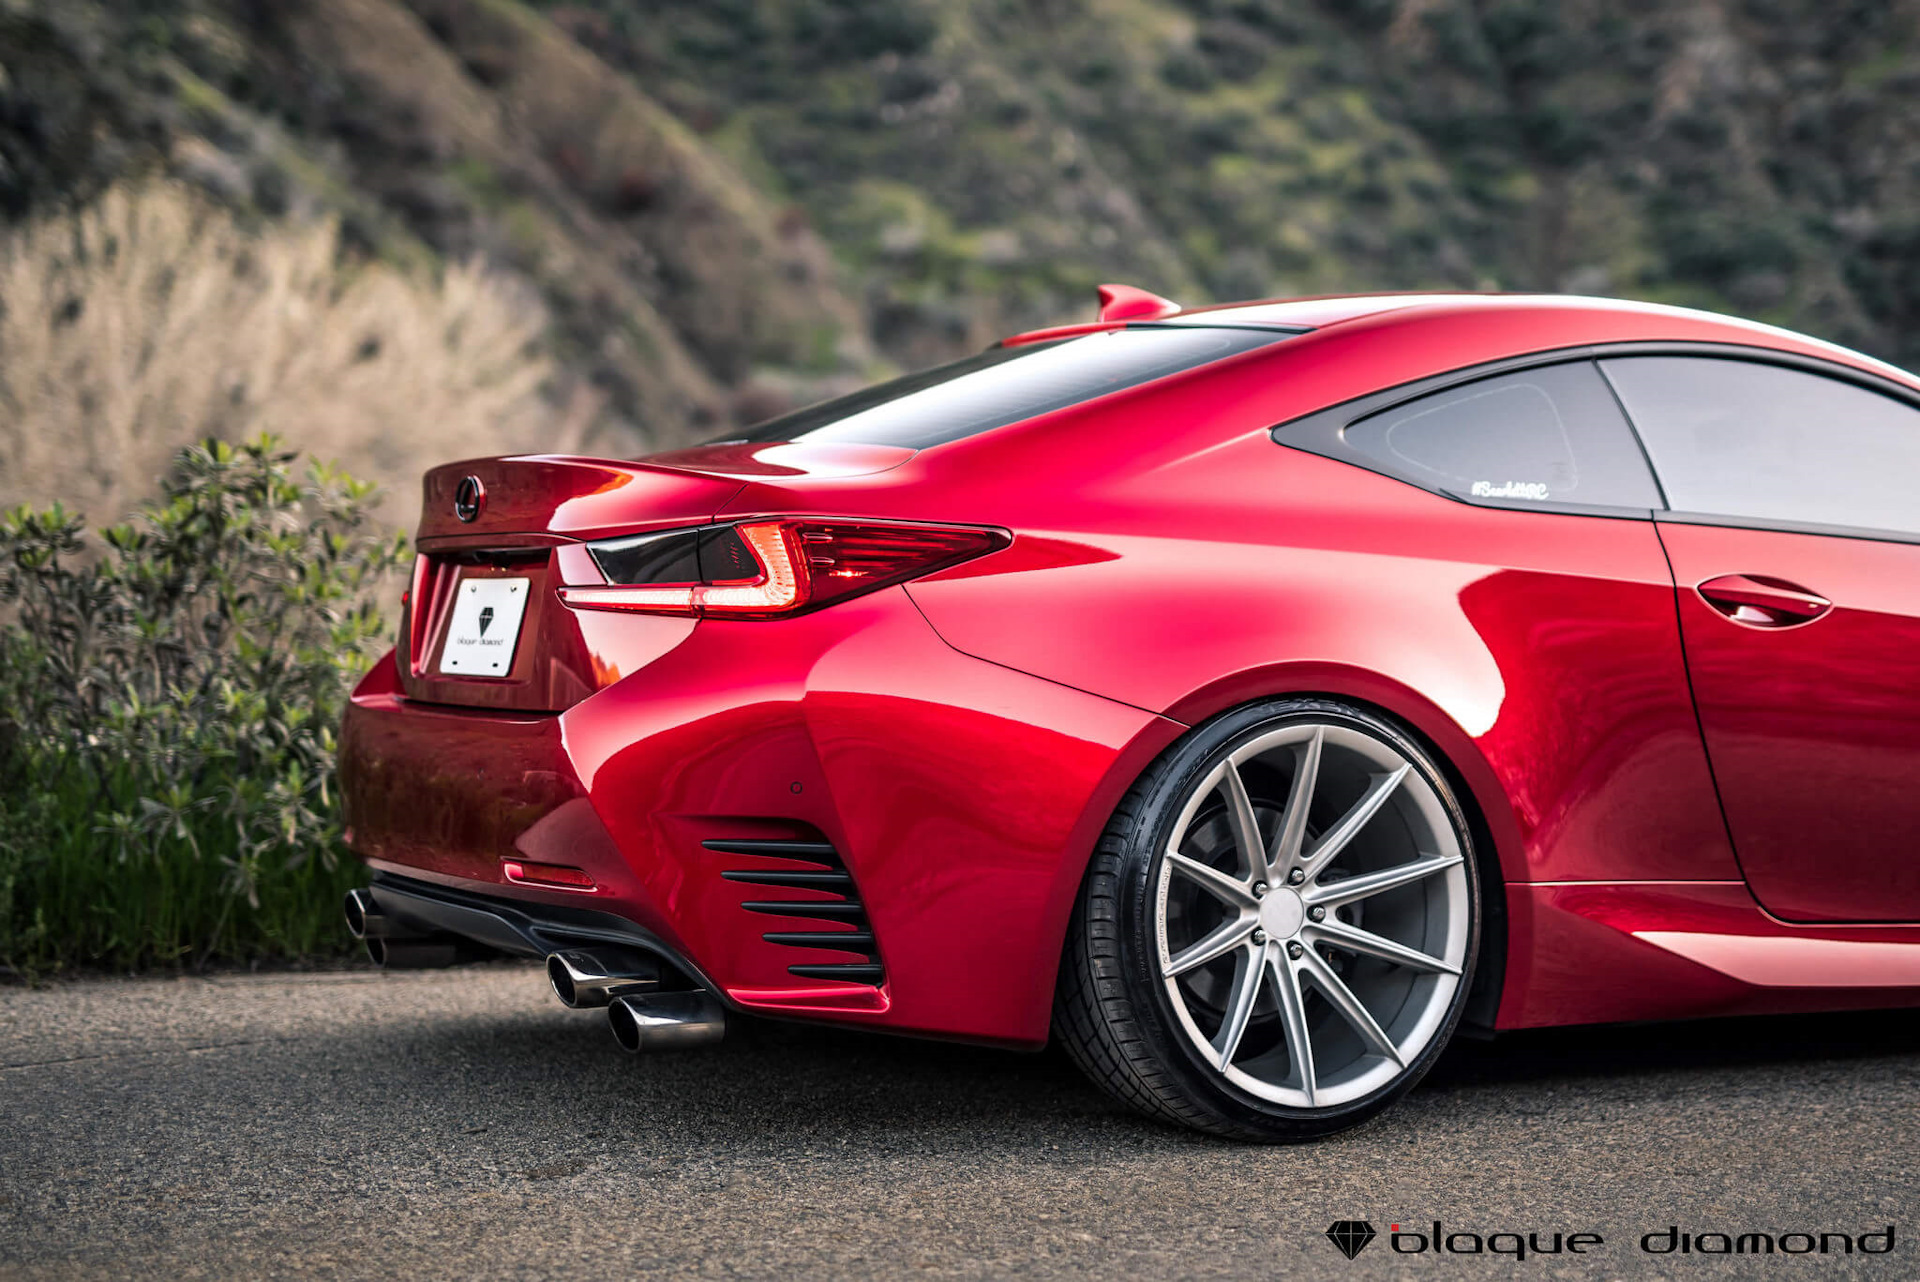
720, 325, 1298, 449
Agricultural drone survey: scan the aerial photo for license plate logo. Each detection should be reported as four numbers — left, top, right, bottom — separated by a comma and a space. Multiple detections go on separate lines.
439, 577, 530, 676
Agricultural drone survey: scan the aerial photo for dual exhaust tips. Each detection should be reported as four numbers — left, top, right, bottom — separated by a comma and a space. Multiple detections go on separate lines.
345, 888, 465, 968
546, 947, 727, 1053
344, 889, 725, 1052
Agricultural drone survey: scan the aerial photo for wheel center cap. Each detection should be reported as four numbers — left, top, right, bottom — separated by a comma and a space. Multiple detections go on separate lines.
1260, 887, 1306, 939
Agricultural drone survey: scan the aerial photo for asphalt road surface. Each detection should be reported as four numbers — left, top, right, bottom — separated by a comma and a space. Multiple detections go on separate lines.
2, 963, 1914, 1280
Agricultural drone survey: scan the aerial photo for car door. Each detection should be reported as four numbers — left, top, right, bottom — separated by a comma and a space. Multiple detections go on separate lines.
1260, 357, 1739, 889
1603, 354, 1920, 923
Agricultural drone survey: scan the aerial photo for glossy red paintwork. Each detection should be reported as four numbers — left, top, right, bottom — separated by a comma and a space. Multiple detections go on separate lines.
347, 585, 1175, 1041
1657, 521, 1920, 924
1499, 884, 1920, 1028
398, 548, 636, 711
340, 293, 1920, 1045
1095, 282, 1182, 321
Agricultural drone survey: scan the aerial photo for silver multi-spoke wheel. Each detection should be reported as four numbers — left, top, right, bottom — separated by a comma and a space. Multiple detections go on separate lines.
1057, 699, 1479, 1140
1153, 720, 1469, 1111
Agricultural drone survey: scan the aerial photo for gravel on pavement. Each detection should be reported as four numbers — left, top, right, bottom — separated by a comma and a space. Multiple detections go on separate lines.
2, 963, 1915, 1279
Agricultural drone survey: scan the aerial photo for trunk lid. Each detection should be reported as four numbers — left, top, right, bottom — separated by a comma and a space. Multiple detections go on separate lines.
396, 446, 912, 711
400, 455, 743, 712
414, 454, 750, 546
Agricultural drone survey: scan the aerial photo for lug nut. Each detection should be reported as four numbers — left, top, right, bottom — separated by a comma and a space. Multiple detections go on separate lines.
1251, 928, 1268, 945
1287, 941, 1305, 959
1286, 868, 1306, 886
1251, 881, 1269, 899
1308, 905, 1326, 922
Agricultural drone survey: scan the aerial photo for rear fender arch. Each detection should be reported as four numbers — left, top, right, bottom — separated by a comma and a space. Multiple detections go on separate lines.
1037, 661, 1520, 1037
1158, 662, 1524, 884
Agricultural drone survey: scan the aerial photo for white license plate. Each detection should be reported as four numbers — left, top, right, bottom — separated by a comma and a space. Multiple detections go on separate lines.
438, 577, 531, 676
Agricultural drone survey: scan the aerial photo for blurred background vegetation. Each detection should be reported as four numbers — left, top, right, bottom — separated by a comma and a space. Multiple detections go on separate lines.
6, 0, 1920, 525
0, 438, 401, 971
3, 0, 1919, 968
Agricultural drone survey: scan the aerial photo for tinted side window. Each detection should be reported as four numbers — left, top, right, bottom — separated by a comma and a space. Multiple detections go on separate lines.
1343, 362, 1662, 510
1601, 357, 1920, 537
724, 326, 1294, 449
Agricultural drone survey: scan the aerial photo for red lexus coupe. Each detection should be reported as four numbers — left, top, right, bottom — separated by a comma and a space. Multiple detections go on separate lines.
340, 287, 1920, 1140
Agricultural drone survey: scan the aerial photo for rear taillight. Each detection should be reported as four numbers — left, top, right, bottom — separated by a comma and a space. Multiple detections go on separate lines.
558, 519, 1007, 619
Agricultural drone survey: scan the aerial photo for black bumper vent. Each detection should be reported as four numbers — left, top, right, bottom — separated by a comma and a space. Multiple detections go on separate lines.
706, 838, 885, 985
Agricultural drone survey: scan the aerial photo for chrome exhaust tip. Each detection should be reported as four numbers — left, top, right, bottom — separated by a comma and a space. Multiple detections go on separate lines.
349, 887, 496, 968
546, 948, 662, 1009
343, 887, 383, 940
607, 991, 727, 1053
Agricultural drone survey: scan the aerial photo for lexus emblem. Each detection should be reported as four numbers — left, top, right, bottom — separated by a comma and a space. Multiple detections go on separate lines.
453, 475, 485, 523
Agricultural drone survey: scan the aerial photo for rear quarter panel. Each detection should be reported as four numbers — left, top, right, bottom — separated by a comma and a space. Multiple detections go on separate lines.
713, 310, 1749, 895
904, 437, 1737, 890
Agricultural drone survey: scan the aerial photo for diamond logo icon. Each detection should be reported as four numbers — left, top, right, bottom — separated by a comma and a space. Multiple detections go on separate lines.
1325, 1220, 1377, 1260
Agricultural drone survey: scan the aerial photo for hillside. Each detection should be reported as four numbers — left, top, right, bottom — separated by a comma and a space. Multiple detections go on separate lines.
3, 0, 1919, 522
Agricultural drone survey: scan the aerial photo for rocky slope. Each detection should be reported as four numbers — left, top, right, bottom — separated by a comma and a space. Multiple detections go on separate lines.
559, 0, 1920, 366
3, 0, 1918, 516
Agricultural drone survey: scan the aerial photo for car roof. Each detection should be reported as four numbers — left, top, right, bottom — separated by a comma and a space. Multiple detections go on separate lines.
967, 290, 1920, 469
1124, 291, 1919, 392
1173, 291, 1830, 343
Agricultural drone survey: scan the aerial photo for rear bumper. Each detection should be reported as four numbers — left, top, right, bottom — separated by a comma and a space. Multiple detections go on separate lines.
341, 587, 1181, 1047
360, 870, 723, 990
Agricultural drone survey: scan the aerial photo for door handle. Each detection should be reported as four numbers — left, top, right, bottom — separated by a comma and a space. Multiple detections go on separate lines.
1695, 574, 1832, 628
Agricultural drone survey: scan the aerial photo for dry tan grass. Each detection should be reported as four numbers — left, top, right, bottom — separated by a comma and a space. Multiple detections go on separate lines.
0, 182, 575, 529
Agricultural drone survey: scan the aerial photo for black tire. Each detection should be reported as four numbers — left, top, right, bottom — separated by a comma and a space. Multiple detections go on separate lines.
1054, 696, 1481, 1142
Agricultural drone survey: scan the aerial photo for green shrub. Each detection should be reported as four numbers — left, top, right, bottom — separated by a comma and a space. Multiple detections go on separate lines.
0, 436, 406, 972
